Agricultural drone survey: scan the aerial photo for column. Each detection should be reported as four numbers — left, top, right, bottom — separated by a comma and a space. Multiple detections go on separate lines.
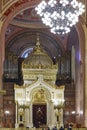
55, 108, 59, 128
25, 108, 30, 127
15, 101, 18, 128
51, 104, 56, 127
0, 30, 5, 124
84, 25, 87, 127
60, 108, 63, 127
71, 45, 75, 83
29, 104, 33, 127
47, 102, 49, 125
47, 102, 52, 127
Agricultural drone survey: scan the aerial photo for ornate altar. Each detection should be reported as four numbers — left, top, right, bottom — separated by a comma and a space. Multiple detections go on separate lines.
14, 35, 65, 128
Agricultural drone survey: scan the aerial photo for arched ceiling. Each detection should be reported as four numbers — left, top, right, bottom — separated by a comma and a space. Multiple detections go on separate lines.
12, 7, 44, 28
6, 29, 62, 60
4, 1, 84, 60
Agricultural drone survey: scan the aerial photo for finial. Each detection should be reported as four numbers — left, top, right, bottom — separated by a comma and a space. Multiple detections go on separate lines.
36, 33, 40, 47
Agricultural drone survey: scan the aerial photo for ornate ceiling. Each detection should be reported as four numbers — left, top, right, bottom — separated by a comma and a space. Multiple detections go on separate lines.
5, 7, 69, 59
0, 0, 86, 60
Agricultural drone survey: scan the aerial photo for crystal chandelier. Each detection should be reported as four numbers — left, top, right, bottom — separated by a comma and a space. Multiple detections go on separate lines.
35, 0, 85, 35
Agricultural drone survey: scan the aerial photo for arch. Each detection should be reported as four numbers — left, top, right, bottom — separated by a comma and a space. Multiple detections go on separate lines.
0, 0, 86, 61
30, 87, 51, 103
1, 0, 65, 53
6, 29, 63, 60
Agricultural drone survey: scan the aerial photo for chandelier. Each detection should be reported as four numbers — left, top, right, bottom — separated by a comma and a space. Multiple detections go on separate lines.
35, 0, 85, 35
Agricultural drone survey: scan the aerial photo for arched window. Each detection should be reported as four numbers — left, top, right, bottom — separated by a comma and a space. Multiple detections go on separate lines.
21, 48, 33, 58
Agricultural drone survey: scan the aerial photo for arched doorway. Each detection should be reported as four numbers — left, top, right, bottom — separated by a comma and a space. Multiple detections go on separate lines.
33, 103, 47, 128
32, 88, 47, 128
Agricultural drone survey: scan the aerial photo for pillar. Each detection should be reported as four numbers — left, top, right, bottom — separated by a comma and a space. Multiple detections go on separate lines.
15, 101, 18, 128
0, 24, 5, 124
52, 104, 56, 127
47, 102, 52, 127
83, 25, 87, 127
29, 104, 33, 127
60, 108, 63, 127
71, 46, 75, 83
25, 107, 30, 127
80, 23, 87, 127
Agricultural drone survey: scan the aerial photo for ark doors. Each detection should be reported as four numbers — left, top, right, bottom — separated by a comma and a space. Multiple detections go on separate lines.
33, 104, 47, 128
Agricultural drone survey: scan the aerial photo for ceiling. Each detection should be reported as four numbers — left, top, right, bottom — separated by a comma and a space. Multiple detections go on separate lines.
5, 6, 80, 60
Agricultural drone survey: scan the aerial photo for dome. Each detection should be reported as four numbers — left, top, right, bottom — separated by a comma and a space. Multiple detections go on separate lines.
22, 36, 56, 69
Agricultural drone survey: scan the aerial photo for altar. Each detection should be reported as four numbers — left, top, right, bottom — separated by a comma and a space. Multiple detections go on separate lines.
14, 36, 65, 128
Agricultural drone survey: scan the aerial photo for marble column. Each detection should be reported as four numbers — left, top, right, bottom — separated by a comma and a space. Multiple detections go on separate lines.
52, 104, 56, 127
47, 102, 52, 126
60, 108, 63, 127
29, 104, 33, 127
25, 108, 30, 127
15, 101, 18, 128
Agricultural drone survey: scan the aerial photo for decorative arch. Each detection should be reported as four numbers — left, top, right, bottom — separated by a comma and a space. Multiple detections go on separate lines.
6, 29, 63, 60
1, 0, 65, 54
30, 87, 51, 103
